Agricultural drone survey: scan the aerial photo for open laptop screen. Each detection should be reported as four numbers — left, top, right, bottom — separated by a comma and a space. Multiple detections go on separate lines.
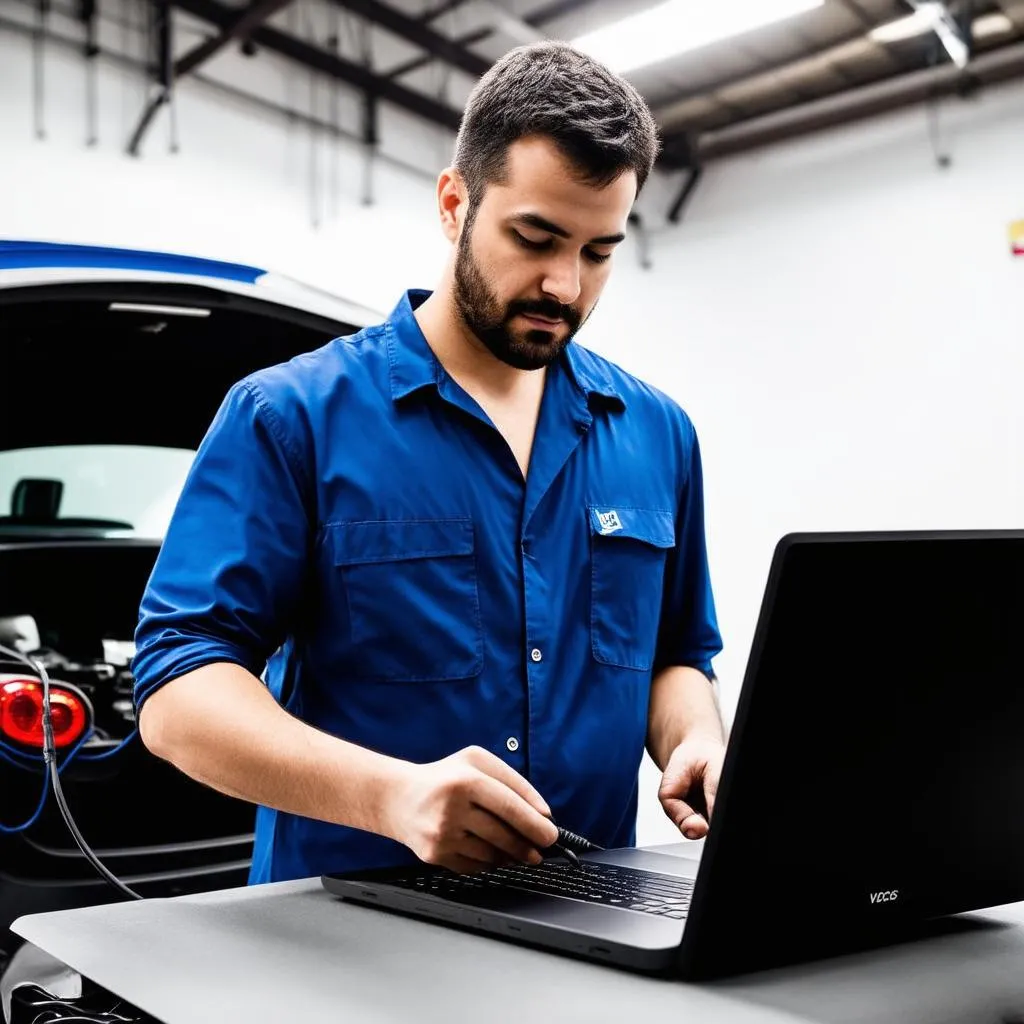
685, 532, 1024, 975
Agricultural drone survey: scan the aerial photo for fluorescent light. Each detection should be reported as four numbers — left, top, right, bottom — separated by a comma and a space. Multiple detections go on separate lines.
870, 1, 974, 69
869, 7, 940, 44
972, 12, 1014, 40
571, 0, 825, 75
108, 302, 210, 317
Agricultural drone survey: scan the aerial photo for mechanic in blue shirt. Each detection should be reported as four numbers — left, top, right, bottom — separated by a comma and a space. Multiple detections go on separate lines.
132, 40, 725, 886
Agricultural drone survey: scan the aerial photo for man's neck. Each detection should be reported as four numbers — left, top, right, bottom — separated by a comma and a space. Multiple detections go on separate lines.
413, 286, 547, 480
413, 288, 546, 403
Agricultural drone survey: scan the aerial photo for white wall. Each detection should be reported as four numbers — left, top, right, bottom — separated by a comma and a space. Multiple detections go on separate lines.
3, 15, 1024, 848
617, 80, 1024, 736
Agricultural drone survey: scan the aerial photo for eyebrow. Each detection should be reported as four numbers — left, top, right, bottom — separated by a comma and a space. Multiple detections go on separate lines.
513, 213, 626, 246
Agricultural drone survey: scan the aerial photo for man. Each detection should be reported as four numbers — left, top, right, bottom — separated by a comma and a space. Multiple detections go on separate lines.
132, 40, 725, 886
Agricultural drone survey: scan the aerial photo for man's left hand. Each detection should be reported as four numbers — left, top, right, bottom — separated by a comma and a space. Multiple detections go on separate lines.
657, 735, 726, 840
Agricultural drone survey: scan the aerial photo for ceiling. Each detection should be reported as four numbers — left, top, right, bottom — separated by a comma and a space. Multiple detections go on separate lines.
10, 0, 1021, 174
158, 0, 1024, 168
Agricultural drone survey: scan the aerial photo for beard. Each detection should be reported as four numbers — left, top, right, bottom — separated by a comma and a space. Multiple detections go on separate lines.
453, 222, 586, 371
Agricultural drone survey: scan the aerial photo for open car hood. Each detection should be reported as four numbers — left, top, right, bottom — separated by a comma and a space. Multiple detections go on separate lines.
0, 241, 376, 453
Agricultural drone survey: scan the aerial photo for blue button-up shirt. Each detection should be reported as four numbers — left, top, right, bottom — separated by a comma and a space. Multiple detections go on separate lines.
132, 289, 722, 885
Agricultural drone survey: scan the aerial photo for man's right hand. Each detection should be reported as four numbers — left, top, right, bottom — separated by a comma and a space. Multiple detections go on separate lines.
387, 746, 560, 874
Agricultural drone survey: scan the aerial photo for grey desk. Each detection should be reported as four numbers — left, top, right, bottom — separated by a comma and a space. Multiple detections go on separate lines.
10, 844, 1024, 1024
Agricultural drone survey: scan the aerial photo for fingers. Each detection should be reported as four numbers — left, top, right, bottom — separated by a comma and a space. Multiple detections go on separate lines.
425, 835, 517, 876
463, 746, 552, 817
457, 834, 514, 868
659, 746, 721, 840
705, 782, 718, 822
661, 796, 709, 840
417, 832, 503, 875
465, 807, 545, 865
471, 772, 560, 850
443, 852, 496, 876
457, 746, 559, 850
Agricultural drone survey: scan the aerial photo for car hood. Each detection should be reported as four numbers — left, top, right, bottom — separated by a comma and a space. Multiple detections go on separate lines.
1, 243, 370, 453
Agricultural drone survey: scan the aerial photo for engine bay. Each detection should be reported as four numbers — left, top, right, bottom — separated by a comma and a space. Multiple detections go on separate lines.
0, 540, 162, 743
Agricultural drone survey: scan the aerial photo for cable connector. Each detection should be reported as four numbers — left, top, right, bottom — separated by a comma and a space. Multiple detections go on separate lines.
549, 825, 605, 869
40, 690, 55, 766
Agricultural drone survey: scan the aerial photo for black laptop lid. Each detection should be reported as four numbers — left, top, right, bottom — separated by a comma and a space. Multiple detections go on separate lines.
681, 531, 1024, 978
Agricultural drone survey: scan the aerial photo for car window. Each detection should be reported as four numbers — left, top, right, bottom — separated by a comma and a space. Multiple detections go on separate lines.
0, 445, 195, 539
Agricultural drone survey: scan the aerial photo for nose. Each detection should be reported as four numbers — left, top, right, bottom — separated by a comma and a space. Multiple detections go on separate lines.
540, 253, 581, 308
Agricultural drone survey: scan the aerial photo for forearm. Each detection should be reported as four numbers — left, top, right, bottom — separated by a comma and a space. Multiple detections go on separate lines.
646, 665, 724, 771
138, 661, 409, 841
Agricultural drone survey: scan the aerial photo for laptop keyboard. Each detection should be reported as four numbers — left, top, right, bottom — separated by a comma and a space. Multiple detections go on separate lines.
391, 860, 694, 919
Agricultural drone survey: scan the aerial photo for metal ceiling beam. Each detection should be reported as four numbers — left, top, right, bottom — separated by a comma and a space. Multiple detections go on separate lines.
523, 0, 602, 24
331, 0, 490, 77
654, 27, 893, 135
667, 164, 703, 224
655, 1, 1016, 151
418, 0, 471, 22
1000, 0, 1024, 30
834, 0, 874, 28
385, 0, 601, 80
0, 10, 442, 184
78, 0, 99, 144
127, 0, 175, 156
474, 0, 546, 45
693, 36, 1024, 160
385, 26, 489, 78
174, 0, 294, 77
173, 0, 465, 130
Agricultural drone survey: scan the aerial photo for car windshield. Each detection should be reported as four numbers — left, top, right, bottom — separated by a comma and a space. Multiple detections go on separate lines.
0, 445, 195, 539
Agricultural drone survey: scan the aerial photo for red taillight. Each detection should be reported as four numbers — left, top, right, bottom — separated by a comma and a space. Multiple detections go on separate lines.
0, 679, 89, 749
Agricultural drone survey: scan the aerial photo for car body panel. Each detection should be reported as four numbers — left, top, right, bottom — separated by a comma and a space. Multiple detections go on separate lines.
0, 239, 381, 955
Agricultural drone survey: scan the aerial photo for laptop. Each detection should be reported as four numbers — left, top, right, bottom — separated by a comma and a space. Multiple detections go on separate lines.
322, 530, 1024, 979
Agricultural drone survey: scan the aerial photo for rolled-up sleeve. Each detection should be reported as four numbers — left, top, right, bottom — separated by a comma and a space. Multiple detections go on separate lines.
654, 420, 723, 680
131, 379, 311, 714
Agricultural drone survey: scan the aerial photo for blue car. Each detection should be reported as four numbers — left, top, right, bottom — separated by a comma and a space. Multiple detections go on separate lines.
0, 240, 378, 964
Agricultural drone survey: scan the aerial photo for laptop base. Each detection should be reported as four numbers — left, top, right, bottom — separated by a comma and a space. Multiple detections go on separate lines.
322, 847, 698, 974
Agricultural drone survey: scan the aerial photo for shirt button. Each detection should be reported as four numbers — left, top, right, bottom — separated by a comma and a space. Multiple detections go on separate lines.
506, 737, 520, 752
530, 648, 543, 663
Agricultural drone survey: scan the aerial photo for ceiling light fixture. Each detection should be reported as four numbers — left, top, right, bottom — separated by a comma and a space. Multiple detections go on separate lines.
570, 0, 825, 75
869, 6, 941, 43
869, 1, 976, 69
971, 12, 1015, 40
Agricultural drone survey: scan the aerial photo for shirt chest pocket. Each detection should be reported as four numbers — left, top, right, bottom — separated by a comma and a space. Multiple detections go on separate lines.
327, 518, 484, 682
588, 506, 676, 673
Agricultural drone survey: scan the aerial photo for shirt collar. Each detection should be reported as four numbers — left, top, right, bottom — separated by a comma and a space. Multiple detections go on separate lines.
385, 288, 625, 410
386, 289, 443, 402
561, 340, 626, 411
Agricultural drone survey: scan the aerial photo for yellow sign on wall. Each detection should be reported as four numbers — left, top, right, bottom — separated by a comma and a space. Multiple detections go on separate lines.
1011, 220, 1024, 257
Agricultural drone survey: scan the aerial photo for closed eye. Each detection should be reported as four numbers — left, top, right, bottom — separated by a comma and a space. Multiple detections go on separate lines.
514, 231, 612, 265
512, 230, 552, 252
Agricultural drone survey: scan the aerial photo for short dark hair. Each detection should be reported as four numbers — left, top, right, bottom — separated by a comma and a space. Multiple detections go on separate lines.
453, 41, 660, 210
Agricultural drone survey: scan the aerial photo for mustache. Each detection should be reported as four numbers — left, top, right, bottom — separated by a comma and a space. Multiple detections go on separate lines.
506, 299, 581, 326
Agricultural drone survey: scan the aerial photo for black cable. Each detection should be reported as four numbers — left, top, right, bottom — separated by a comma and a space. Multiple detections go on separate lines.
0, 642, 143, 901
556, 826, 604, 853
550, 825, 604, 869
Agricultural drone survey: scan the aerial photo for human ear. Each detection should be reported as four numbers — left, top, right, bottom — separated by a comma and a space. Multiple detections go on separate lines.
437, 167, 468, 244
